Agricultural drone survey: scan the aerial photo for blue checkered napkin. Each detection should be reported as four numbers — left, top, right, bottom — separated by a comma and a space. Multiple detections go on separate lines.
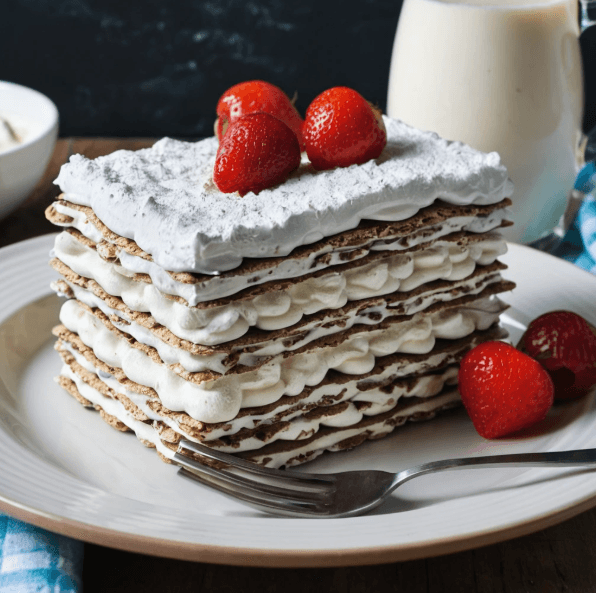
554, 195, 596, 273
0, 515, 83, 592
550, 161, 596, 273
530, 161, 596, 273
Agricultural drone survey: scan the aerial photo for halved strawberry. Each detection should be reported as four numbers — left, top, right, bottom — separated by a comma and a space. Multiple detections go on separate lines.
213, 112, 301, 197
459, 341, 554, 439
215, 80, 304, 149
518, 310, 596, 400
302, 86, 387, 170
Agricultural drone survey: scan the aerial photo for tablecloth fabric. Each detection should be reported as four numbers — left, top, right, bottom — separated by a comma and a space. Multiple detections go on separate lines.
0, 515, 82, 592
529, 161, 596, 272
552, 195, 596, 273
550, 162, 596, 273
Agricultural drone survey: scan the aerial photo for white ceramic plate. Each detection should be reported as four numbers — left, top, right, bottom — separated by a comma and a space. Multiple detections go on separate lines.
2, 234, 596, 567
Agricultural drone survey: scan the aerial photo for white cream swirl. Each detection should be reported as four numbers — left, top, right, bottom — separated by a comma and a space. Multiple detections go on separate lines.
59, 295, 505, 423
61, 359, 461, 468
52, 230, 507, 346
62, 344, 458, 452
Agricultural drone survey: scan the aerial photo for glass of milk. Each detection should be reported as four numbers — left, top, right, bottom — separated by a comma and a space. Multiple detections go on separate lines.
387, 0, 584, 243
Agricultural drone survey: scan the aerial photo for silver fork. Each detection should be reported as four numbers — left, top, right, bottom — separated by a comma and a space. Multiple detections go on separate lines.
173, 440, 596, 518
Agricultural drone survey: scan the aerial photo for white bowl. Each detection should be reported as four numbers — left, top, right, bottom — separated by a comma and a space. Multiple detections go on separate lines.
0, 81, 59, 219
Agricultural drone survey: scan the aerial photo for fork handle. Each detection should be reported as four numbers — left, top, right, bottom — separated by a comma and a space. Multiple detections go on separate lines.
393, 448, 596, 488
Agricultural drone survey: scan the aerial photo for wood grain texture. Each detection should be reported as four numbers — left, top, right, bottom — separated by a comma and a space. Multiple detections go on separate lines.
70, 138, 157, 161
4, 139, 596, 592
81, 510, 596, 593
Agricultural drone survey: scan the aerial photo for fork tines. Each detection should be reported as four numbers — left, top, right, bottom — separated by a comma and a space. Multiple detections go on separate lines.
174, 439, 336, 516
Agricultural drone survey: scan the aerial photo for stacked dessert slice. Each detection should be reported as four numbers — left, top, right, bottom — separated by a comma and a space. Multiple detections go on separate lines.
46, 117, 514, 468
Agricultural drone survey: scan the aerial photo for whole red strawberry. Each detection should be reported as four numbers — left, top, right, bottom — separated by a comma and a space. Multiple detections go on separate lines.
518, 310, 596, 401
213, 112, 301, 197
215, 80, 304, 149
459, 341, 554, 439
302, 87, 387, 170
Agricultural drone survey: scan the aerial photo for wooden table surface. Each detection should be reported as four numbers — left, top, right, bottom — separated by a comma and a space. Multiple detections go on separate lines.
3, 138, 596, 592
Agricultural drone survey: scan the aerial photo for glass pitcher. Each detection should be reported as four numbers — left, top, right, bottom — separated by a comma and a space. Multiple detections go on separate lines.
387, 0, 584, 243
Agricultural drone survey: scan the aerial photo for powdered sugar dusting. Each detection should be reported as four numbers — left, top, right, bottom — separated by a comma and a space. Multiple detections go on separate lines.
55, 117, 513, 274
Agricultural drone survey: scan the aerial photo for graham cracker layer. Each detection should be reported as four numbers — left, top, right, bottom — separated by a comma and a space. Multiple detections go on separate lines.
51, 250, 513, 362
57, 361, 463, 468
53, 221, 507, 309
46, 197, 512, 290
239, 391, 462, 468
58, 344, 458, 448
55, 323, 505, 442
52, 277, 512, 387
57, 375, 131, 433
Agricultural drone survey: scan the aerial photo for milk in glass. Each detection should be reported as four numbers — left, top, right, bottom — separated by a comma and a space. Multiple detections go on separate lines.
387, 0, 583, 242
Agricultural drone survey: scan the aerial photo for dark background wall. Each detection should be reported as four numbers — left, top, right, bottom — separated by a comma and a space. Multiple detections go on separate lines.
3, 0, 595, 139
3, 0, 401, 138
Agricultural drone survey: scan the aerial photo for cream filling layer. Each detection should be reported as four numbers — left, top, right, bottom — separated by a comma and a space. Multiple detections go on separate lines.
52, 229, 507, 346
63, 344, 458, 453
53, 200, 510, 304
59, 364, 175, 460
60, 268, 505, 375
59, 295, 504, 423
245, 388, 461, 468
61, 361, 460, 469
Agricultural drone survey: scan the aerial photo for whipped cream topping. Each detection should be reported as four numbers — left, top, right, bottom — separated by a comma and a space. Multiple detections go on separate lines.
52, 200, 511, 304
59, 295, 504, 423
52, 229, 507, 346
54, 117, 513, 274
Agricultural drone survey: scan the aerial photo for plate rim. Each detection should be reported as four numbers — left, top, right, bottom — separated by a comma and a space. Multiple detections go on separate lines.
1, 483, 596, 567
2, 233, 596, 567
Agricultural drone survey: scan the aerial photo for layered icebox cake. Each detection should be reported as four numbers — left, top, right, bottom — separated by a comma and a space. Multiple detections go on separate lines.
46, 117, 515, 468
